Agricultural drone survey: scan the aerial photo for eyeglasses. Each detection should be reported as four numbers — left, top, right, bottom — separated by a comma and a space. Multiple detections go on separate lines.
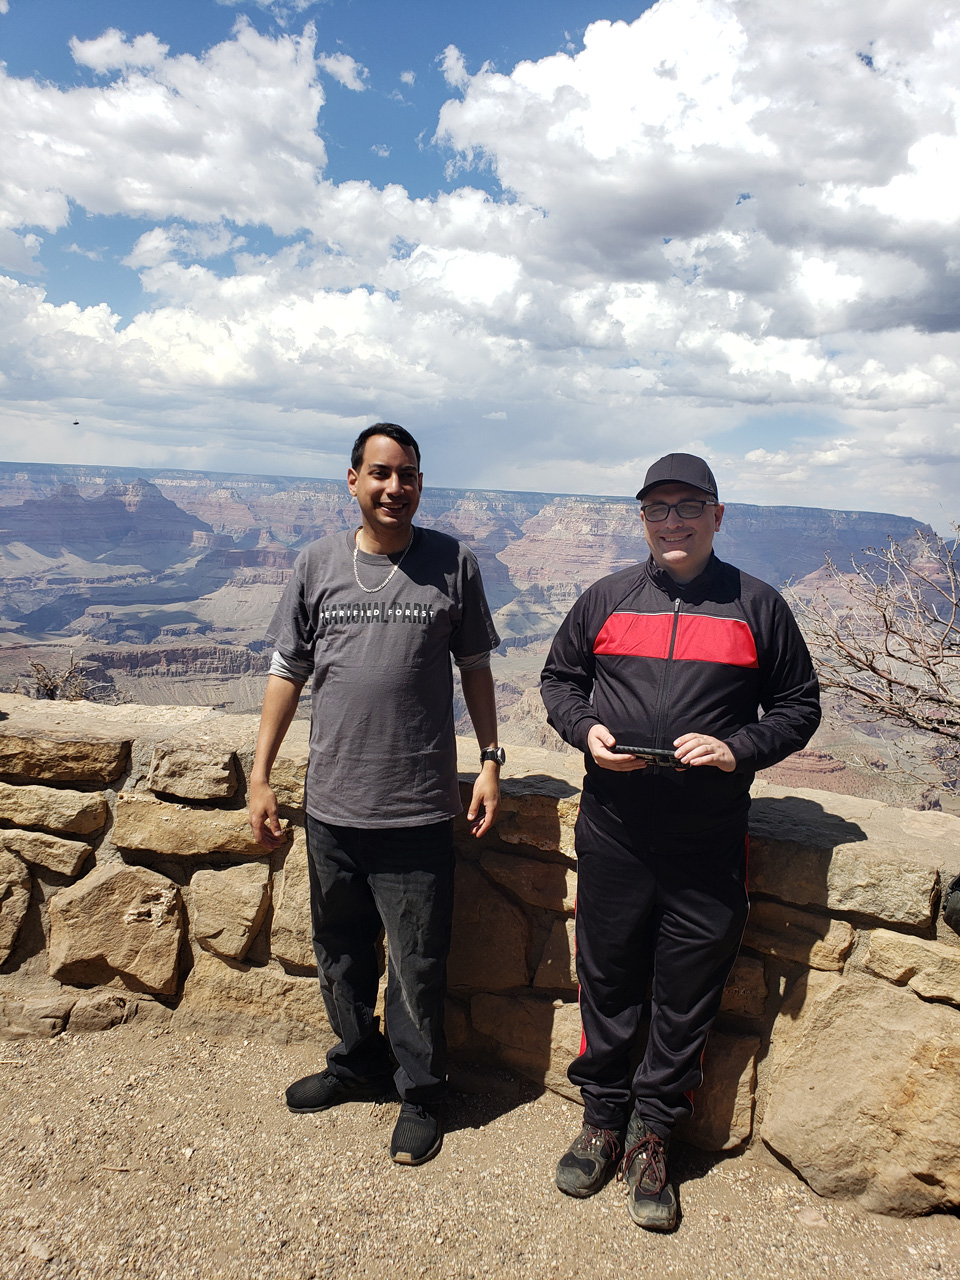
640, 499, 716, 522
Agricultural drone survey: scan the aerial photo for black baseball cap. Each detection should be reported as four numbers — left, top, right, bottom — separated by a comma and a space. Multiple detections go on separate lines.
636, 453, 719, 502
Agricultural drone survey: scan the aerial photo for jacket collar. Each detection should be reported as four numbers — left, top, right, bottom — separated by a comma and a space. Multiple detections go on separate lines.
644, 551, 721, 598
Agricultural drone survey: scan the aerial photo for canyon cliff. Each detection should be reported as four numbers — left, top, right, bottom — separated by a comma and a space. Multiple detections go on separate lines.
0, 460, 939, 800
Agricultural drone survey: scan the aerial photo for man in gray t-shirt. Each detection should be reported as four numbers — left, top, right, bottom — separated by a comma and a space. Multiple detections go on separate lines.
249, 423, 502, 1168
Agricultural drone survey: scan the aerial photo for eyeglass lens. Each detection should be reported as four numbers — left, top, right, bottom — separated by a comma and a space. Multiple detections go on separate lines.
642, 500, 711, 520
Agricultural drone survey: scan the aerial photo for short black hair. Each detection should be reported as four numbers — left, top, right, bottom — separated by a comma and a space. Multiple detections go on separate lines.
350, 423, 421, 472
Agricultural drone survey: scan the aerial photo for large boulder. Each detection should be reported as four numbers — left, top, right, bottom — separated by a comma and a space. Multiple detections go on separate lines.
67, 989, 137, 1034
189, 861, 271, 961
47, 863, 183, 995
719, 955, 768, 1021
761, 969, 960, 1215
864, 929, 960, 1006
678, 1031, 761, 1151
145, 742, 238, 800
0, 730, 128, 783
2, 829, 92, 877
0, 781, 107, 835
448, 861, 530, 991
112, 791, 267, 858
470, 993, 582, 1100
495, 785, 580, 860
177, 950, 327, 1035
480, 850, 576, 912
749, 837, 938, 928
743, 899, 855, 971
0, 844, 31, 964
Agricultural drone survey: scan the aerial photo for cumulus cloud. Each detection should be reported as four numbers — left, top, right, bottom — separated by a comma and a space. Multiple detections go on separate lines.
71, 29, 170, 73
2, 2, 960, 524
0, 19, 326, 235
317, 50, 368, 91
0, 229, 42, 273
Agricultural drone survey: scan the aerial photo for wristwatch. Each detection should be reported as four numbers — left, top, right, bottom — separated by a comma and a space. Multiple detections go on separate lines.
480, 746, 506, 766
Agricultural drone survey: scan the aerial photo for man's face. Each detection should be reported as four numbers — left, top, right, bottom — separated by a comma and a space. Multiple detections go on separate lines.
347, 434, 423, 537
640, 482, 723, 583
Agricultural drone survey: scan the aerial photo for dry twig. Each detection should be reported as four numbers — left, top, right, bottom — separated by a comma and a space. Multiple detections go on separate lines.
790, 524, 960, 793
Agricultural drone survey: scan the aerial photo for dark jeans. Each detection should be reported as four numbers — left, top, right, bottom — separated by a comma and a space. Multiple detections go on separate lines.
571, 792, 750, 1136
305, 814, 455, 1105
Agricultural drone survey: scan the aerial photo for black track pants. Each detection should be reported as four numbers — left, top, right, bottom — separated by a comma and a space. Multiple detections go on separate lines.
571, 791, 749, 1135
305, 815, 455, 1105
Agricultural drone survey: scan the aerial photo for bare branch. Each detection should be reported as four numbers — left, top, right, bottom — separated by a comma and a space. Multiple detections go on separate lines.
789, 524, 960, 792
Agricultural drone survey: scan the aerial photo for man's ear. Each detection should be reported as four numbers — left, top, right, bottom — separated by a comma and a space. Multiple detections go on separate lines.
347, 466, 359, 496
714, 503, 724, 531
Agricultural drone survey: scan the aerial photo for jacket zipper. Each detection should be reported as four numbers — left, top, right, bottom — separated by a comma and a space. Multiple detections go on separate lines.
652, 596, 682, 756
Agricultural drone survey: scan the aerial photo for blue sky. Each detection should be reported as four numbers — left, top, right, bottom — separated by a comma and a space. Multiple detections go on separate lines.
1, 0, 959, 524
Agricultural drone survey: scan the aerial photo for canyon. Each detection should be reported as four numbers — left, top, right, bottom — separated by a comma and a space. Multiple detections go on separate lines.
0, 460, 939, 801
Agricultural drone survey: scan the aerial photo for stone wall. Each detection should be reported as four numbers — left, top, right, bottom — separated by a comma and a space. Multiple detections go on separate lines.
2, 692, 960, 1216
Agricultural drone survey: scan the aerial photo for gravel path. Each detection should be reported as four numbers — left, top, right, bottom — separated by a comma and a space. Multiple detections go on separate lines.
2, 1022, 958, 1280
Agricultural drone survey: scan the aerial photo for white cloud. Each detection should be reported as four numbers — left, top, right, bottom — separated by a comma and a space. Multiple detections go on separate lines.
71, 29, 170, 74
215, 0, 319, 23
371, 144, 390, 158
400, 71, 416, 86
317, 51, 369, 91
0, 19, 326, 235
439, 45, 470, 90
0, 1, 10, 14
0, 229, 42, 272
64, 243, 104, 262
3, 3, 960, 525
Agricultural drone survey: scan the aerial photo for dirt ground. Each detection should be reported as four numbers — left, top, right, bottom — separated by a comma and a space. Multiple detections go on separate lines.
1, 1021, 958, 1280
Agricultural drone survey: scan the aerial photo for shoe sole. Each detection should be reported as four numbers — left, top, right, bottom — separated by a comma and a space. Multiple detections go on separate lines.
391, 1132, 443, 1166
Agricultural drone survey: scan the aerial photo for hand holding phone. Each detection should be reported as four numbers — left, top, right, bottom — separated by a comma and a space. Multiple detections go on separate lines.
610, 745, 688, 769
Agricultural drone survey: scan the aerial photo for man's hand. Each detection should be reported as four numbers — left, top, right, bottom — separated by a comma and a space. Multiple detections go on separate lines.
673, 733, 736, 772
586, 724, 650, 772
467, 762, 501, 838
248, 778, 287, 848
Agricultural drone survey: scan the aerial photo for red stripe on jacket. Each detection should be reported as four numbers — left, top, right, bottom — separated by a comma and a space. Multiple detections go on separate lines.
594, 612, 759, 668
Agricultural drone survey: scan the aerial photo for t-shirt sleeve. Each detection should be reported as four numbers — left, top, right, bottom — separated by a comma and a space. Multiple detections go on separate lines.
265, 553, 315, 664
449, 546, 501, 659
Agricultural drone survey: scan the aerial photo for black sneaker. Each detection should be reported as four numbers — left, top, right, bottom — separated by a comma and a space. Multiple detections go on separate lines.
618, 1112, 678, 1231
556, 1123, 625, 1198
390, 1102, 442, 1165
285, 1069, 394, 1114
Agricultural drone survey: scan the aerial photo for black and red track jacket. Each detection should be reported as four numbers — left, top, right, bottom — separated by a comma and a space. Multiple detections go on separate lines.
540, 553, 821, 833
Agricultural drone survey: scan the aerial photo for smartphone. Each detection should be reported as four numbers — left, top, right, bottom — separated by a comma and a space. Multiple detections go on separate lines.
610, 745, 687, 768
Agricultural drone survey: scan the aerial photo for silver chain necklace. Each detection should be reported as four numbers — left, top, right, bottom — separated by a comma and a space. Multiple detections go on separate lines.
353, 528, 415, 593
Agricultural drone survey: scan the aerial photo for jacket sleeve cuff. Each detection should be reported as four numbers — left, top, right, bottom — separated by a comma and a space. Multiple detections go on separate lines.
723, 731, 758, 773
570, 717, 602, 753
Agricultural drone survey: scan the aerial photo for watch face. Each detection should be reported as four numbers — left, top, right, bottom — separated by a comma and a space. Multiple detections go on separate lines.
481, 747, 505, 765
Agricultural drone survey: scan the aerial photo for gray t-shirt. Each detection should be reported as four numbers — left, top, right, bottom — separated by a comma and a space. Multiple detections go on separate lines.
266, 527, 500, 828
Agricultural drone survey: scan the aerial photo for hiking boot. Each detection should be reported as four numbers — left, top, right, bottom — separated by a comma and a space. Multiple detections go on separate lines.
285, 1069, 394, 1114
618, 1112, 678, 1231
390, 1102, 443, 1166
555, 1123, 625, 1198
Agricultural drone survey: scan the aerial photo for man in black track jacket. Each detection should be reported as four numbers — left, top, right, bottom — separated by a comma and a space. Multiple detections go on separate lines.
540, 452, 820, 1232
